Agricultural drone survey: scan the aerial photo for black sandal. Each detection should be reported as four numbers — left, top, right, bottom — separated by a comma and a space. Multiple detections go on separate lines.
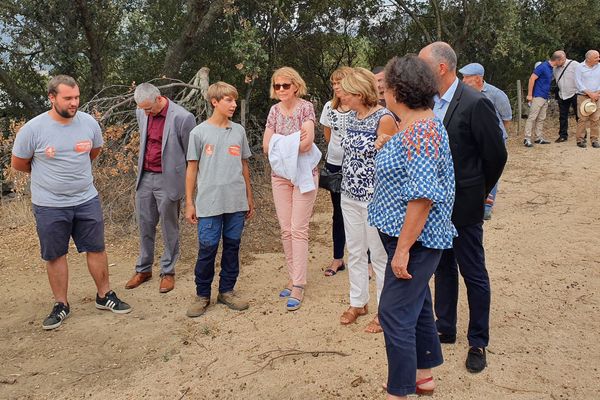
324, 262, 345, 276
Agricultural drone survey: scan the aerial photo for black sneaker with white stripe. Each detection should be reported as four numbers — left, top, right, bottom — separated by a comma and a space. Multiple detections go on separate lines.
42, 302, 70, 330
95, 290, 132, 314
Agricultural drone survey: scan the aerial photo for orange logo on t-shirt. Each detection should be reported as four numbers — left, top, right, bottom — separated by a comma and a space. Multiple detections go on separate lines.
45, 146, 56, 158
204, 144, 214, 155
74, 140, 92, 153
228, 145, 241, 156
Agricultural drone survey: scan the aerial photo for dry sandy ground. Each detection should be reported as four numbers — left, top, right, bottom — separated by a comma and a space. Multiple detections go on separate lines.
1, 122, 599, 400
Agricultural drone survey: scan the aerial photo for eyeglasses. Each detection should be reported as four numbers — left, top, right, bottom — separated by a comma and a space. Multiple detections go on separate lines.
273, 83, 292, 91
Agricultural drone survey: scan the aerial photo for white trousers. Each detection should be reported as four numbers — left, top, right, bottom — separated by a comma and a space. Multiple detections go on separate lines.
341, 194, 387, 308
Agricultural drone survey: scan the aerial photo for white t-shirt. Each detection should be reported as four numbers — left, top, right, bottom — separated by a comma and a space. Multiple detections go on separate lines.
319, 100, 351, 166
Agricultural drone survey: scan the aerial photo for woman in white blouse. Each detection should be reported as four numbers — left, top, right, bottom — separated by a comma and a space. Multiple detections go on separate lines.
319, 66, 353, 277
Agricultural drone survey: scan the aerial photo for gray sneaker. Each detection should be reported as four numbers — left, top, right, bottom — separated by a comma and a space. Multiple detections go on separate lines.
95, 290, 132, 314
217, 291, 249, 311
186, 296, 210, 318
42, 302, 70, 330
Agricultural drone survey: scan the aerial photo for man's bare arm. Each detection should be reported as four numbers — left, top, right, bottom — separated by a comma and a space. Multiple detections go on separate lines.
11, 155, 32, 173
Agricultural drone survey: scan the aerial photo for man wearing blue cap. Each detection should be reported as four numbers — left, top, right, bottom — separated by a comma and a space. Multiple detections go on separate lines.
524, 52, 565, 147
459, 63, 512, 220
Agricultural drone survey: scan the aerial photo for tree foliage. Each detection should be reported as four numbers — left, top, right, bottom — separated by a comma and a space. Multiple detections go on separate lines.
0, 0, 599, 121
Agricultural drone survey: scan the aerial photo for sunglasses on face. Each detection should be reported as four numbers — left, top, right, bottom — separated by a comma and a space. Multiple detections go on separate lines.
273, 83, 292, 91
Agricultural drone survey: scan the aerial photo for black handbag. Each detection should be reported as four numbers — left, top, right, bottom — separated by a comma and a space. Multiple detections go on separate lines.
318, 163, 342, 193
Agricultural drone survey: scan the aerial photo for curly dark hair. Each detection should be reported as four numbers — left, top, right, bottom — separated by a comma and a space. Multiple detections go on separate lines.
384, 55, 438, 110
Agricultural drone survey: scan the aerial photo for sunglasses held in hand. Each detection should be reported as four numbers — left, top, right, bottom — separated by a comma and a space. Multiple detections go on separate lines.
273, 83, 292, 90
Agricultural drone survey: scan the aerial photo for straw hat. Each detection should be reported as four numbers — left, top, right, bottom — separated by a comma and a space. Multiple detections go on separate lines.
580, 98, 597, 117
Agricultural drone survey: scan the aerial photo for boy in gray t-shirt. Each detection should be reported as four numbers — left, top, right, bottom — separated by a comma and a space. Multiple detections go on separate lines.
11, 75, 131, 330
184, 82, 254, 318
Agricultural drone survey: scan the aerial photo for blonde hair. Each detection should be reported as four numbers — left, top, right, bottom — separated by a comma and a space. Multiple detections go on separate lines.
340, 67, 378, 108
206, 81, 238, 102
330, 66, 354, 109
270, 66, 307, 99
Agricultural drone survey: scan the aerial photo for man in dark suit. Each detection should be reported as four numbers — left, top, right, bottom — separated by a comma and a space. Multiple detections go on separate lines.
419, 42, 508, 373
125, 83, 196, 293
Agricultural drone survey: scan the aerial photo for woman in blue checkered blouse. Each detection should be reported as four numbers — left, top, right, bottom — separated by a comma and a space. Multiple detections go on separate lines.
367, 55, 457, 399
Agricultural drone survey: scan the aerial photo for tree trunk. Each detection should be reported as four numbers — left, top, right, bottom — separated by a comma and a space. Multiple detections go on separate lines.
161, 0, 227, 78
392, 0, 433, 43
74, 0, 105, 96
430, 0, 443, 41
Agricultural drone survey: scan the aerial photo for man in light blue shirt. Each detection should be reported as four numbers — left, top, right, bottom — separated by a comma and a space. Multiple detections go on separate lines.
574, 49, 600, 148
459, 62, 512, 220
433, 77, 459, 121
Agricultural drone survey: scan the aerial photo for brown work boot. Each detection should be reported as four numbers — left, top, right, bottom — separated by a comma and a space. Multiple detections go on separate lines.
125, 272, 152, 289
217, 290, 249, 311
186, 296, 210, 318
159, 274, 175, 293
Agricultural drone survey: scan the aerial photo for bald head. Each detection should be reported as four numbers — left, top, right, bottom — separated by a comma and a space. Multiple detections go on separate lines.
421, 42, 457, 71
551, 50, 565, 61
584, 50, 600, 67
549, 50, 566, 67
418, 41, 457, 94
586, 50, 599, 59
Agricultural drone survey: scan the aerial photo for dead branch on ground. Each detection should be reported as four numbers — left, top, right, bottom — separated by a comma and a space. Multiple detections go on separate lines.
236, 348, 349, 379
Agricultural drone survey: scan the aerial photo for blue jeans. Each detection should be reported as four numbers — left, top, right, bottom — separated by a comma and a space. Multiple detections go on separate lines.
194, 212, 246, 298
485, 183, 498, 211
378, 233, 443, 397
485, 138, 507, 211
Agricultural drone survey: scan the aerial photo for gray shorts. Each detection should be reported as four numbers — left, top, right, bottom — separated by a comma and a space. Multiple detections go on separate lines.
32, 196, 105, 261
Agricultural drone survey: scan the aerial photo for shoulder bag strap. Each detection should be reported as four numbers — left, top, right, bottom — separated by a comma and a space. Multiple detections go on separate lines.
556, 60, 573, 83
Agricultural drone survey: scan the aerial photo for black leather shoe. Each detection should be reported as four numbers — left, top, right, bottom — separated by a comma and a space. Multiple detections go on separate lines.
438, 333, 457, 344
465, 347, 487, 373
555, 136, 567, 143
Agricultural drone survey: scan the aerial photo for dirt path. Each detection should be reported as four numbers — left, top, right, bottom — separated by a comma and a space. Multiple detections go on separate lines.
1, 129, 599, 400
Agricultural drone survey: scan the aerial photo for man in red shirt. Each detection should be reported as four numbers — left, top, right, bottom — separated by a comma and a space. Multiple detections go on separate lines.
126, 83, 196, 293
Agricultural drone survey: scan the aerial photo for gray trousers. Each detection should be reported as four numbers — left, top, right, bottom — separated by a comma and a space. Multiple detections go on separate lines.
135, 172, 181, 275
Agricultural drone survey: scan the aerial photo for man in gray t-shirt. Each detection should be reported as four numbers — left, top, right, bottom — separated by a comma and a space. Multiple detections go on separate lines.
11, 75, 131, 330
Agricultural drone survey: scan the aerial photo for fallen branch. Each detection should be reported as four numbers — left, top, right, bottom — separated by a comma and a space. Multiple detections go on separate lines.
178, 358, 217, 399
486, 379, 548, 395
70, 364, 121, 383
0, 377, 17, 384
97, 83, 206, 123
178, 387, 190, 400
236, 349, 349, 379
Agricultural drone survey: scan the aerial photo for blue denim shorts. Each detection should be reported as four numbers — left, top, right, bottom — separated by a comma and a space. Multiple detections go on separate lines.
32, 196, 105, 261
